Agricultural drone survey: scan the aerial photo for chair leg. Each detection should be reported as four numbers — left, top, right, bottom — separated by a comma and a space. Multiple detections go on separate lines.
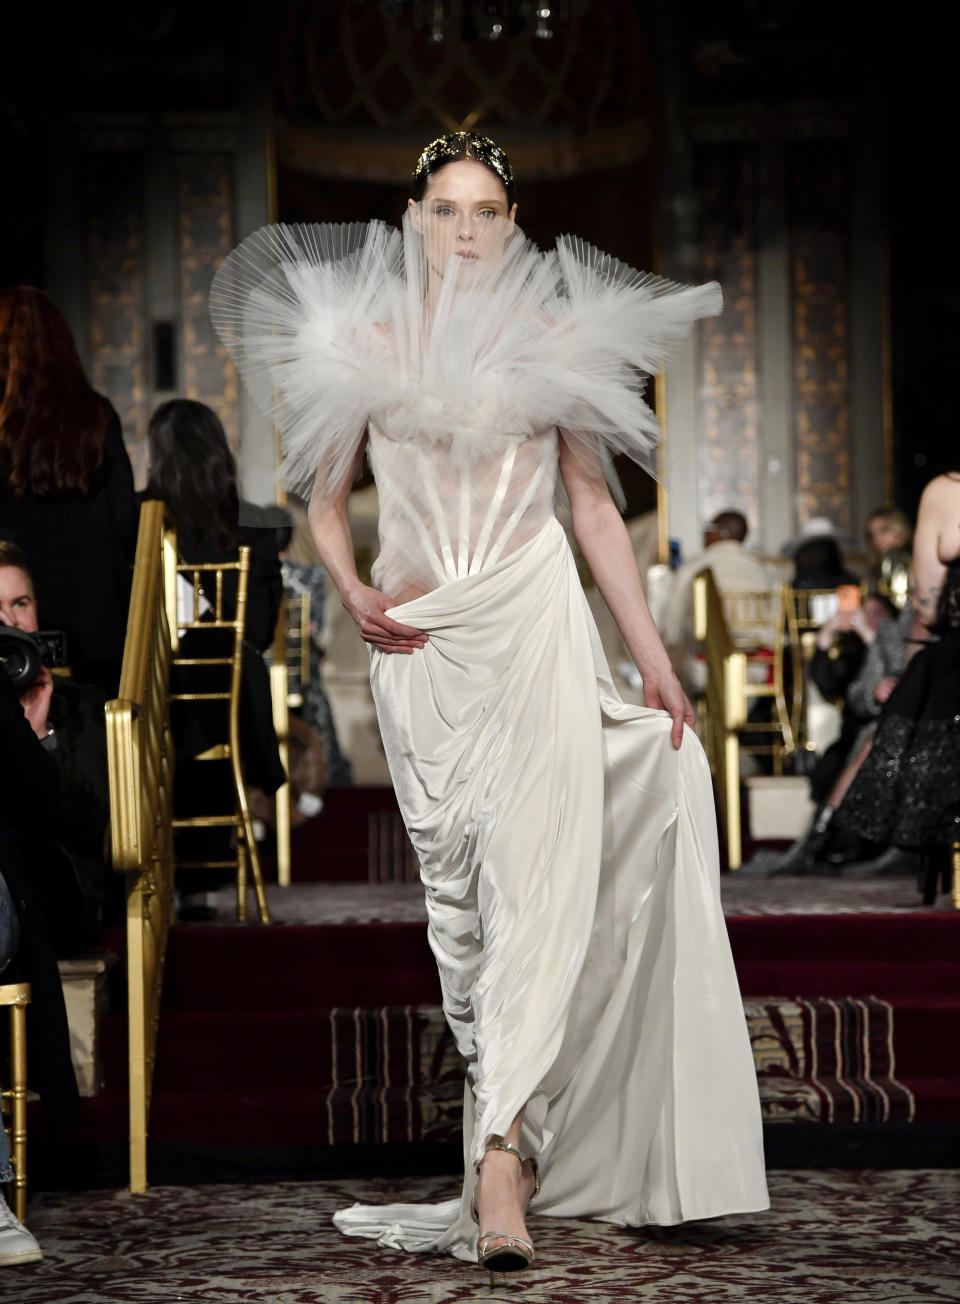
236, 839, 249, 923
234, 780, 270, 925
10, 998, 28, 1224
228, 749, 271, 923
921, 850, 938, 906
242, 809, 271, 925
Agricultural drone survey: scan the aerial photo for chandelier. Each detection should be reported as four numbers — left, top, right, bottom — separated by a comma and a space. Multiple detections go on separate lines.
375, 1, 592, 42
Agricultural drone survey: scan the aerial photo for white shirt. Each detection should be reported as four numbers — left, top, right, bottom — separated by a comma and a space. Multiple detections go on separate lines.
661, 540, 772, 651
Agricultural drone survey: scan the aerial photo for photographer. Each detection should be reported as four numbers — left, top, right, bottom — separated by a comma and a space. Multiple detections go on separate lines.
0, 541, 110, 952
0, 649, 79, 1267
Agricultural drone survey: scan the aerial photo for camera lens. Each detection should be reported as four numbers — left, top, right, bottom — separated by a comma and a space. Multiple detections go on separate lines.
0, 626, 43, 690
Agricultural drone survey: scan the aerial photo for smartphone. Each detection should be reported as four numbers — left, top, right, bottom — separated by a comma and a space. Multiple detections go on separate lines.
837, 584, 861, 613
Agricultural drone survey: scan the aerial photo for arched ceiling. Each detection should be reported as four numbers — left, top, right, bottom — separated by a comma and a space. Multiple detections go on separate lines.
274, 0, 654, 181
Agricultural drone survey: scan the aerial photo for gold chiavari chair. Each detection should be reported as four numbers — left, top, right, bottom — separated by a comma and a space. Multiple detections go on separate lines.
264, 589, 312, 887
721, 587, 794, 773
693, 568, 748, 868
166, 541, 270, 924
0, 981, 30, 1222
269, 605, 292, 889
284, 590, 311, 709
784, 583, 867, 755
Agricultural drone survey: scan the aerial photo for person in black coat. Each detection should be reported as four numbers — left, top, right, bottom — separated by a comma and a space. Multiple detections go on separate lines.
0, 662, 80, 1145
0, 540, 112, 947
0, 287, 138, 698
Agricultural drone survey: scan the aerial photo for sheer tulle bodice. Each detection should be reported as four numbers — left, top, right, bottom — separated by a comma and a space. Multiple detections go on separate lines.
368, 422, 556, 597
210, 210, 721, 597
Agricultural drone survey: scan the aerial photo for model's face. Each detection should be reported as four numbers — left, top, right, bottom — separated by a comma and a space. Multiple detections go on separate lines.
867, 519, 904, 554
409, 159, 517, 279
0, 566, 38, 632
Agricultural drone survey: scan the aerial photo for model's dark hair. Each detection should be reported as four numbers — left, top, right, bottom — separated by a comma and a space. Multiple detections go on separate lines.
0, 286, 110, 499
145, 399, 239, 551
412, 131, 516, 206
710, 510, 748, 543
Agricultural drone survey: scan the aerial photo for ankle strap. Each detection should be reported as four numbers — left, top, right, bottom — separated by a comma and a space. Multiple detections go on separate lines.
475, 1137, 524, 1174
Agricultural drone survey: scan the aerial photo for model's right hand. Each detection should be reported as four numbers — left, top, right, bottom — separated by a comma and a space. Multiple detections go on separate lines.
343, 583, 428, 654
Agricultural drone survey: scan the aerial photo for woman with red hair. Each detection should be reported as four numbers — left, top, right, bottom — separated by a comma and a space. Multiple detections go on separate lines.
0, 287, 137, 696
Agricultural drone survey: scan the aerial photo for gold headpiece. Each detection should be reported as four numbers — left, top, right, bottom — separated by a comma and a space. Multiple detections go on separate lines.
413, 131, 515, 195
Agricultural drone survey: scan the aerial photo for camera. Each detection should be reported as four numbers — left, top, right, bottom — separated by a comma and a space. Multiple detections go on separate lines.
0, 626, 69, 690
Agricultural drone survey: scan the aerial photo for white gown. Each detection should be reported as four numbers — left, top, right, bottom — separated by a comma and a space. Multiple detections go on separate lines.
210, 212, 770, 1261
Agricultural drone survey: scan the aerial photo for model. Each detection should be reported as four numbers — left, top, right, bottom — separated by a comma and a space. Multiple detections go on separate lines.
210, 131, 769, 1277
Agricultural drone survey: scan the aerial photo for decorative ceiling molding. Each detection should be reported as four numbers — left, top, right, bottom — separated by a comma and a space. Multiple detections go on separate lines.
277, 0, 649, 135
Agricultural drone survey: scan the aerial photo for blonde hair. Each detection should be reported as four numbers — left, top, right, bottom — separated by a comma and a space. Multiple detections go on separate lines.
867, 506, 912, 546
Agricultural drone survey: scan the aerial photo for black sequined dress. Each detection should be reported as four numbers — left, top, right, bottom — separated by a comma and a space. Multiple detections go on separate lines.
840, 559, 960, 847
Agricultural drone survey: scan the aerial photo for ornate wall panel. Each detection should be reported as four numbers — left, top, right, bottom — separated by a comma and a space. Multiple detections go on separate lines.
175, 152, 238, 451
84, 152, 150, 483
696, 142, 761, 535
788, 138, 851, 534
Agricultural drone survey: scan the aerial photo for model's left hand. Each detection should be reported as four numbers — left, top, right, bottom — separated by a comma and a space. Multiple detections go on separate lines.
642, 671, 696, 749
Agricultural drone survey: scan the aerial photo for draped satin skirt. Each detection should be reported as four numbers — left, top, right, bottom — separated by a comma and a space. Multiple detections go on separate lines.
334, 517, 768, 1261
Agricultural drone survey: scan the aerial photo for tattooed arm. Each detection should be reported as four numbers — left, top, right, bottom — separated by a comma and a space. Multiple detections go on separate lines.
909, 474, 960, 633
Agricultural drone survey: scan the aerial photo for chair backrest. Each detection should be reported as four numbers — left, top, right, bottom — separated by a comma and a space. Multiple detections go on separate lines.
782, 581, 867, 750
169, 548, 252, 756
265, 589, 311, 707
721, 587, 782, 652
287, 590, 311, 700
786, 582, 868, 646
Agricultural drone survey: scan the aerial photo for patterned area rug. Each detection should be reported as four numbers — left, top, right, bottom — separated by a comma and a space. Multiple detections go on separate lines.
10, 1170, 960, 1303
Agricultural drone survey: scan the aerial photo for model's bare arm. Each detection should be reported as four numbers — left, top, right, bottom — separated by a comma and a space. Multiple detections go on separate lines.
307, 439, 427, 654
559, 436, 694, 748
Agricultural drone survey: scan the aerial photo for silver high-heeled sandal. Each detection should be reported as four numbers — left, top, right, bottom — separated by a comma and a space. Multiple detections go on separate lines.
471, 1137, 539, 1281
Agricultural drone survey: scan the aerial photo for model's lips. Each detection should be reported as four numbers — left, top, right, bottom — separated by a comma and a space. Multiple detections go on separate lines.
455, 251, 479, 259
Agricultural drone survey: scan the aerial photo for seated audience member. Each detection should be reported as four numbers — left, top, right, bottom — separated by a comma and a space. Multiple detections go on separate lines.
661, 509, 771, 692
144, 400, 285, 918
0, 287, 137, 697
830, 471, 960, 895
0, 662, 81, 1267
782, 517, 859, 590
764, 593, 911, 875
0, 541, 111, 949
865, 505, 912, 608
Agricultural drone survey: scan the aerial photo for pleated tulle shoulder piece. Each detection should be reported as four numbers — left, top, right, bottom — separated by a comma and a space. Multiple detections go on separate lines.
540, 236, 723, 498
209, 212, 721, 503
209, 220, 404, 499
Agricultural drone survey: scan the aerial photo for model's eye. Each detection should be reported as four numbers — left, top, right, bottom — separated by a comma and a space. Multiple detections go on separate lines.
432, 205, 455, 217
478, 209, 498, 220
